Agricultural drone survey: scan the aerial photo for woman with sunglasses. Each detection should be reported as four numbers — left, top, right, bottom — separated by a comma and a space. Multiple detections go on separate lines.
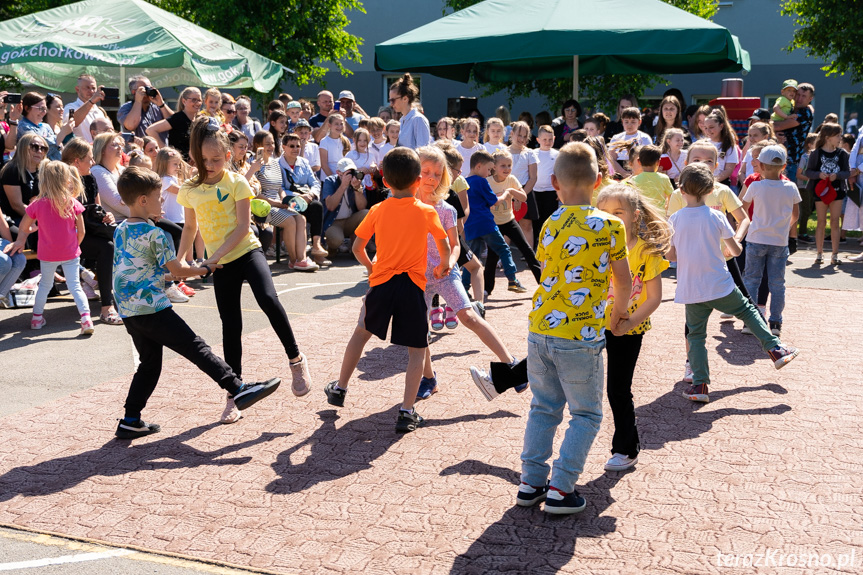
388, 73, 430, 149
43, 93, 76, 161
11, 93, 55, 153
146, 87, 202, 161
1, 133, 48, 228
220, 93, 237, 133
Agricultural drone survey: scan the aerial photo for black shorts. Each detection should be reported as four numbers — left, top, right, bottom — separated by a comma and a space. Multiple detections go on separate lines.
456, 236, 474, 267
523, 190, 540, 221
358, 273, 429, 348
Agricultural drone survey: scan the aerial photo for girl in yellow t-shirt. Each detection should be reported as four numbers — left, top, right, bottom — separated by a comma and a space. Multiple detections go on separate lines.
597, 184, 672, 472
177, 117, 314, 424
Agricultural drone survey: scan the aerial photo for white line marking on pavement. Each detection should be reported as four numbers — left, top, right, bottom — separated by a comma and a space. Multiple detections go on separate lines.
0, 548, 134, 570
276, 280, 362, 296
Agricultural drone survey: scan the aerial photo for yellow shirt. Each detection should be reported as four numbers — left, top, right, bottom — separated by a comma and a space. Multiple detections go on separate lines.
177, 170, 261, 264
529, 205, 628, 341
667, 182, 741, 260
452, 175, 469, 196
608, 238, 668, 335
629, 171, 674, 211
487, 174, 521, 225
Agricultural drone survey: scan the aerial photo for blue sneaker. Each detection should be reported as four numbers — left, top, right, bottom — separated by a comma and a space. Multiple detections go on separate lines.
514, 382, 530, 393
544, 488, 587, 515
417, 373, 437, 400
516, 482, 548, 507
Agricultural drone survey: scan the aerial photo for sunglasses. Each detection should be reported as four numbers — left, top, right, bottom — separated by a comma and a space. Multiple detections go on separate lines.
286, 144, 301, 149
224, 109, 237, 114
30, 143, 49, 153
388, 97, 401, 104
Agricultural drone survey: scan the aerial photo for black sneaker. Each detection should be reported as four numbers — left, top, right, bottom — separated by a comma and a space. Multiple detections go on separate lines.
544, 488, 587, 515
769, 321, 782, 336
324, 380, 346, 407
232, 378, 281, 411
798, 234, 814, 244
395, 409, 424, 433
516, 482, 548, 507
471, 300, 486, 319
115, 418, 161, 440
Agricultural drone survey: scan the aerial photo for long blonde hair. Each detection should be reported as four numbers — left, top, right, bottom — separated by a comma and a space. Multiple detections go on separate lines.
660, 128, 686, 155
36, 161, 83, 219
325, 114, 351, 155
153, 147, 187, 180
596, 183, 672, 257
484, 117, 505, 143
0, 133, 47, 183
416, 145, 452, 204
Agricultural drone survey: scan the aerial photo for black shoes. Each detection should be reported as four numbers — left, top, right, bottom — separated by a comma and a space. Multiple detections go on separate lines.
324, 380, 346, 407
395, 409, 424, 433
115, 419, 161, 440
232, 378, 281, 411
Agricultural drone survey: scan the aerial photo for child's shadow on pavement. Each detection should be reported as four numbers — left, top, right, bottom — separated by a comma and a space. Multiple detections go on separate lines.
442, 459, 627, 574
266, 408, 518, 494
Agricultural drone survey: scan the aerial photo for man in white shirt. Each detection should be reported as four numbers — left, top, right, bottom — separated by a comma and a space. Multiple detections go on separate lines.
62, 74, 108, 143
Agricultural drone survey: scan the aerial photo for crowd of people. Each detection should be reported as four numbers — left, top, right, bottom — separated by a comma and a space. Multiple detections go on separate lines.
1, 71, 860, 515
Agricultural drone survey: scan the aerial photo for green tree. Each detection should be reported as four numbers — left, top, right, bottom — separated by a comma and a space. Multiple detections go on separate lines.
443, 0, 718, 112
1, 0, 365, 95
781, 0, 863, 86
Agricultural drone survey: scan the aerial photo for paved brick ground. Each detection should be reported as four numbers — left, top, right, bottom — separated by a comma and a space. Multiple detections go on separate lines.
0, 277, 861, 574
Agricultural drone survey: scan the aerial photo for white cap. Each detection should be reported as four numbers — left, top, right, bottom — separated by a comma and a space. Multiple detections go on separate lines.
337, 157, 357, 172
758, 144, 787, 166
338, 90, 355, 101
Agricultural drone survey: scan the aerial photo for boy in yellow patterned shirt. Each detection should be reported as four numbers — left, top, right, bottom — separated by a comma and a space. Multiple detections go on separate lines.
517, 142, 631, 515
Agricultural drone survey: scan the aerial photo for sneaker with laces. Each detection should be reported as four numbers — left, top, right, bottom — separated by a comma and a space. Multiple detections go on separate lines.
31, 316, 46, 330
429, 307, 445, 330
508, 279, 527, 293
293, 258, 319, 272
769, 321, 782, 336
444, 306, 458, 329
80, 316, 95, 335
683, 361, 693, 383
115, 418, 161, 439
683, 383, 709, 403
417, 373, 437, 400
395, 409, 424, 433
767, 344, 799, 369
231, 378, 281, 411
605, 453, 638, 471
544, 487, 587, 514
165, 284, 190, 303
177, 281, 196, 297
220, 395, 242, 424
470, 366, 500, 401
81, 281, 99, 300
289, 353, 312, 396
516, 482, 548, 507
324, 380, 346, 407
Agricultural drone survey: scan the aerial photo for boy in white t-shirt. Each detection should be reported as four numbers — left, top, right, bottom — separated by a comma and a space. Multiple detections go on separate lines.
667, 163, 798, 404
740, 145, 801, 336
609, 107, 652, 177
532, 125, 560, 244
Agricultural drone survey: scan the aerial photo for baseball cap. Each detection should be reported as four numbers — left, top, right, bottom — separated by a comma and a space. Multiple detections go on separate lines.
285, 101, 301, 109
338, 90, 355, 101
758, 145, 787, 166
749, 108, 771, 122
337, 157, 357, 172
295, 118, 311, 129
781, 79, 798, 90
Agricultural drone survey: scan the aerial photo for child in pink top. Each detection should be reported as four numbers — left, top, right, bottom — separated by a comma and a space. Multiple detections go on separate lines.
4, 161, 92, 334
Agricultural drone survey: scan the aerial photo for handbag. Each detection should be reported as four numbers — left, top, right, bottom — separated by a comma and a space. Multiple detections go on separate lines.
848, 184, 862, 208
83, 204, 117, 241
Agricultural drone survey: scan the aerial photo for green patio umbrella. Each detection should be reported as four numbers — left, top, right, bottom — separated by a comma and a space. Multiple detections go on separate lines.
0, 0, 287, 98
375, 0, 750, 98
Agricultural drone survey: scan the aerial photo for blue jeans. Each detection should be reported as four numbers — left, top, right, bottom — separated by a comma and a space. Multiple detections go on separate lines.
521, 332, 604, 493
743, 242, 788, 323
0, 238, 26, 297
469, 230, 517, 282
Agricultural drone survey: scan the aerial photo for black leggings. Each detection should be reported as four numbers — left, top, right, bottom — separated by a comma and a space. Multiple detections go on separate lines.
302, 200, 324, 238
606, 332, 643, 458
155, 219, 183, 252
532, 190, 560, 245
79, 235, 114, 308
484, 219, 542, 293
213, 248, 300, 377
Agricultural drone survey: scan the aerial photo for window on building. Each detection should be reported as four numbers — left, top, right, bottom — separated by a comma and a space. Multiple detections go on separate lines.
840, 94, 863, 136
692, 95, 720, 106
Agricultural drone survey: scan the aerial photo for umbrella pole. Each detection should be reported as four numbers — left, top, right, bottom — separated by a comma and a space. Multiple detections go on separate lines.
572, 56, 579, 100
119, 66, 126, 106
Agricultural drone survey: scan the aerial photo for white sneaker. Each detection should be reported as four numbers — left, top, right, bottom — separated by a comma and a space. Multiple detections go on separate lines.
220, 395, 242, 424
80, 267, 98, 290
165, 284, 190, 303
605, 453, 638, 471
81, 281, 99, 300
470, 366, 499, 401
683, 361, 693, 383
719, 313, 734, 320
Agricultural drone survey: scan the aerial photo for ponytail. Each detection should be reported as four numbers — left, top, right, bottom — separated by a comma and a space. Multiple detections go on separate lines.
189, 116, 230, 186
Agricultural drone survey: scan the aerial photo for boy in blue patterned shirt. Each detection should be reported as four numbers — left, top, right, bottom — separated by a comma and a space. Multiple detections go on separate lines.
112, 167, 280, 440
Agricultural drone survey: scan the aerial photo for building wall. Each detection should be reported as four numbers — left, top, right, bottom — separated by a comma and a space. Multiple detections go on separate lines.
279, 0, 862, 125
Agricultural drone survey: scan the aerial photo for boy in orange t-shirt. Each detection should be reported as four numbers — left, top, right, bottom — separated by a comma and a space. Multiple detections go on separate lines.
324, 148, 451, 433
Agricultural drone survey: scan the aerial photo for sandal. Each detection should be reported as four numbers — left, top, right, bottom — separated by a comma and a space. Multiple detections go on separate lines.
100, 310, 124, 325
814, 253, 823, 264
831, 254, 841, 266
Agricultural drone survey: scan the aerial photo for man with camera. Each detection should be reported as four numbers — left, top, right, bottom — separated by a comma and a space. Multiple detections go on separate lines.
320, 157, 369, 258
117, 75, 173, 138
62, 74, 109, 143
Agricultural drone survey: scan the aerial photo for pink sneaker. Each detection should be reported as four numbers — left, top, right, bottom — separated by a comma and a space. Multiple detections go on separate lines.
31, 315, 46, 330
80, 316, 95, 335
220, 395, 242, 424
429, 307, 445, 330
292, 258, 319, 272
444, 306, 458, 329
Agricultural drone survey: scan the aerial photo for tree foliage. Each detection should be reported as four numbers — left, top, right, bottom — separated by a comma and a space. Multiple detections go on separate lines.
442, 0, 719, 112
781, 0, 863, 86
1, 0, 365, 95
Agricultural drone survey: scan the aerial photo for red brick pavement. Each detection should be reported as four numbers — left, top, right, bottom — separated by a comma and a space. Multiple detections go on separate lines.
0, 278, 861, 574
